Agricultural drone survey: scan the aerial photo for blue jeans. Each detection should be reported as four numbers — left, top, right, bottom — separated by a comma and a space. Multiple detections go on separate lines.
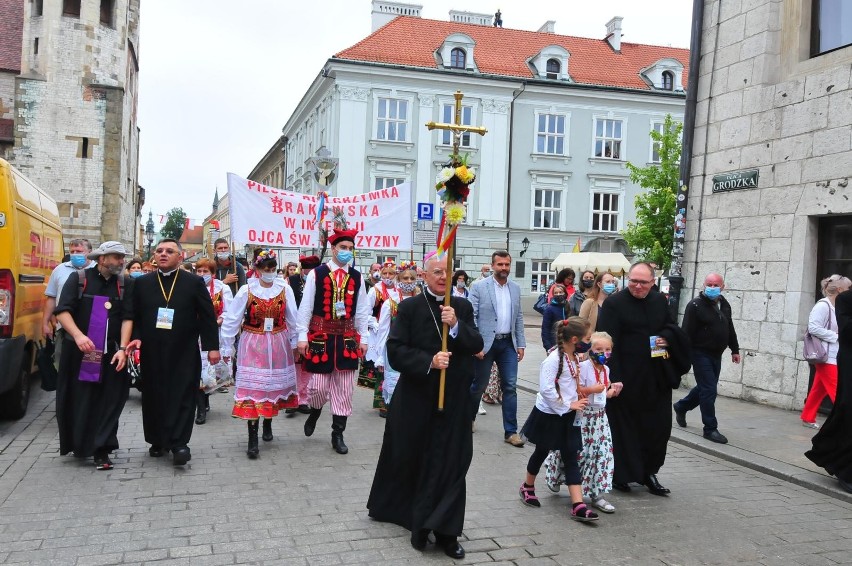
471, 337, 518, 436
675, 350, 722, 433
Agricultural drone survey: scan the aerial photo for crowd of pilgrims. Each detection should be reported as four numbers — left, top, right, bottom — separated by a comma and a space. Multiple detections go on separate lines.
49, 231, 691, 559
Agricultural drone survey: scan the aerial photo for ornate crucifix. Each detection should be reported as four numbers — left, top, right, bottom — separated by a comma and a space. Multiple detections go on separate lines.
425, 90, 487, 411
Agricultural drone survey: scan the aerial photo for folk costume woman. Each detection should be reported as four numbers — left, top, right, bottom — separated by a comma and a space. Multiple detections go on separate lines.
358, 261, 400, 404
373, 262, 419, 415
194, 258, 233, 425
220, 249, 300, 459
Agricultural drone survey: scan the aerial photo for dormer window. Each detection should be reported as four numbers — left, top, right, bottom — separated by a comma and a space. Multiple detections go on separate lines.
546, 59, 561, 80
529, 45, 570, 81
450, 48, 466, 69
641, 58, 685, 92
436, 33, 478, 72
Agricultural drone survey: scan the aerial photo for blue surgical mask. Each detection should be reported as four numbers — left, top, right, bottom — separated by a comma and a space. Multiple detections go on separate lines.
575, 340, 592, 354
260, 272, 277, 283
592, 352, 610, 365
202, 274, 212, 284
602, 283, 617, 295
130, 271, 144, 279
336, 250, 353, 265
70, 254, 87, 268
704, 286, 721, 300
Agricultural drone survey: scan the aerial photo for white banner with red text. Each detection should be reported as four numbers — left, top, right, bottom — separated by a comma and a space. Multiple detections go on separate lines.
226, 174, 412, 250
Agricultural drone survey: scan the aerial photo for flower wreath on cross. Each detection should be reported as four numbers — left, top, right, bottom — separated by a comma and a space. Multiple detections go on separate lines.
435, 153, 475, 255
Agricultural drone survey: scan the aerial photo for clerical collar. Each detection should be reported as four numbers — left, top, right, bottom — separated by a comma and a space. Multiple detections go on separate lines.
424, 286, 443, 301
159, 268, 177, 276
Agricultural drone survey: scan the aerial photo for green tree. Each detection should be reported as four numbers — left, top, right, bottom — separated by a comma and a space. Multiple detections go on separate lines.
160, 207, 187, 241
622, 114, 682, 271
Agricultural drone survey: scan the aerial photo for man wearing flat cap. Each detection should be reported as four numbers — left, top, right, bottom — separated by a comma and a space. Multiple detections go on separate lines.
54, 241, 135, 471
296, 229, 370, 454
286, 255, 321, 416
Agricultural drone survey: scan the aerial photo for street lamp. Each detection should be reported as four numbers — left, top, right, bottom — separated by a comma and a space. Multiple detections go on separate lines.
519, 237, 530, 257
145, 210, 155, 259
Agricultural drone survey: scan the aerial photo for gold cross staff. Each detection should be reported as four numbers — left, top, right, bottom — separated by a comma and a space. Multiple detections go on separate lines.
424, 90, 487, 411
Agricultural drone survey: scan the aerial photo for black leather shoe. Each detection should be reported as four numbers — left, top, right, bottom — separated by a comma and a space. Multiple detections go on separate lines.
331, 432, 349, 454
298, 404, 312, 414
148, 446, 164, 457
195, 410, 207, 425
703, 430, 728, 444
644, 474, 670, 496
304, 409, 321, 436
613, 482, 631, 492
673, 403, 687, 427
172, 447, 191, 466
410, 529, 429, 550
442, 541, 465, 559
262, 419, 273, 442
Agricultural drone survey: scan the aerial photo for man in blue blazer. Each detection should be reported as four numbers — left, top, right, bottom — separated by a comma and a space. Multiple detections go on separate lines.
469, 251, 526, 446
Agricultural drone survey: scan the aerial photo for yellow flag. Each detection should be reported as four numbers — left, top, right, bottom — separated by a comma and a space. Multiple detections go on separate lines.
572, 237, 581, 253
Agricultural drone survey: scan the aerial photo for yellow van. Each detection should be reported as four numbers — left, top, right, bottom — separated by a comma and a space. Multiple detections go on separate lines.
0, 158, 64, 419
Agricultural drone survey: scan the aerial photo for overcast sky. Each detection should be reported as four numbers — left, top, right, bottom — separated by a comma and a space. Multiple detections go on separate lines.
137, 0, 694, 226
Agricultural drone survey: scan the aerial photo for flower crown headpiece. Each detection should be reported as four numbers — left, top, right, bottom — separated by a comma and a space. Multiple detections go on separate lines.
397, 261, 417, 273
254, 249, 277, 267
382, 260, 396, 270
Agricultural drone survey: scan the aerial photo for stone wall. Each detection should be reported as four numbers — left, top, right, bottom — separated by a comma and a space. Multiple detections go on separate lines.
10, 0, 140, 250
684, 0, 852, 408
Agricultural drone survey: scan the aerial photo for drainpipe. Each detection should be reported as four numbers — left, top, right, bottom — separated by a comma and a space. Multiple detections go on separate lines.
504, 82, 526, 251
667, 0, 706, 321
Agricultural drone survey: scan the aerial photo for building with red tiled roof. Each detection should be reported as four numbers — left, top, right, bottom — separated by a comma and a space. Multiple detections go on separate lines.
255, 1, 690, 295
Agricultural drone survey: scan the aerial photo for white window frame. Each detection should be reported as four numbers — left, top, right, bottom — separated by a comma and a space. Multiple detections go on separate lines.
375, 96, 410, 142
650, 120, 665, 163
589, 190, 623, 233
374, 176, 406, 191
533, 111, 569, 156
531, 186, 563, 230
439, 103, 475, 148
530, 260, 554, 294
592, 115, 626, 160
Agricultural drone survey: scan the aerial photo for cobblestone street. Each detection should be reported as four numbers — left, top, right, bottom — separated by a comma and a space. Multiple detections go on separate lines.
2, 372, 852, 566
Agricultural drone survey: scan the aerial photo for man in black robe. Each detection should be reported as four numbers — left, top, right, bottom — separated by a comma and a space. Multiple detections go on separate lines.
367, 253, 483, 560
127, 238, 220, 465
55, 241, 134, 470
807, 289, 852, 493
597, 262, 682, 495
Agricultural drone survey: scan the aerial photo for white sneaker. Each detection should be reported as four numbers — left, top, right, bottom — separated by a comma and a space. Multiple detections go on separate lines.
478, 401, 487, 415
592, 497, 616, 513
545, 477, 560, 493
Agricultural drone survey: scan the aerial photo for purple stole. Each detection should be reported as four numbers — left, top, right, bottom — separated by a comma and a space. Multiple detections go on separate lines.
78, 295, 109, 383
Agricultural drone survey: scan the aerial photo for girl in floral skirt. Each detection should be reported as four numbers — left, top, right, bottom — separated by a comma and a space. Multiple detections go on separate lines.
576, 331, 622, 513
220, 249, 300, 459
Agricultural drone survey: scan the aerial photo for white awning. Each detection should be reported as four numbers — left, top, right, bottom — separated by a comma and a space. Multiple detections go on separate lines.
550, 252, 632, 275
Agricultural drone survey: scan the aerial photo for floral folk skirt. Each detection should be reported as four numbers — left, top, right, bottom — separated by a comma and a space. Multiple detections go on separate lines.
230, 331, 298, 420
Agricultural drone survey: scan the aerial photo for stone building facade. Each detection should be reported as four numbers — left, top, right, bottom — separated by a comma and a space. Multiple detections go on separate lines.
684, 0, 852, 408
0, 0, 141, 250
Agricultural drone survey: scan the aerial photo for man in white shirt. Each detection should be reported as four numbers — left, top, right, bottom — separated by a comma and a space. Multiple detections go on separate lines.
42, 239, 96, 366
295, 228, 370, 454
469, 251, 526, 446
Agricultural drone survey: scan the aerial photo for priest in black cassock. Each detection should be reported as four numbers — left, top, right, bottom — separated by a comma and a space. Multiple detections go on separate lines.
127, 238, 220, 466
55, 242, 135, 470
807, 289, 852, 494
367, 252, 483, 560
597, 262, 689, 496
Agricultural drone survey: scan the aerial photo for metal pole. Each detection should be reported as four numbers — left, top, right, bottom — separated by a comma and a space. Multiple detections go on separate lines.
667, 0, 705, 321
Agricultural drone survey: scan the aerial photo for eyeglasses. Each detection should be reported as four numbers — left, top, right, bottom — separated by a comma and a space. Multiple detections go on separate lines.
628, 278, 653, 286
430, 269, 448, 277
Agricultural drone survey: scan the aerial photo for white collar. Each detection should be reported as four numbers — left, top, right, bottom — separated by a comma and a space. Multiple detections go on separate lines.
424, 286, 444, 301
158, 268, 177, 276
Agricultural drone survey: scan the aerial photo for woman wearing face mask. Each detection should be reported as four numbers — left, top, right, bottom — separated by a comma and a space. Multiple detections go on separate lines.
192, 259, 233, 425
579, 273, 618, 331
372, 262, 420, 415
451, 270, 470, 299
541, 284, 568, 352
358, 261, 401, 408
126, 258, 144, 278
569, 271, 596, 316
220, 249, 300, 459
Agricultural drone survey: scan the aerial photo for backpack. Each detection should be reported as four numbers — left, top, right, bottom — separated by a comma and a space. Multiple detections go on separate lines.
77, 268, 125, 301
